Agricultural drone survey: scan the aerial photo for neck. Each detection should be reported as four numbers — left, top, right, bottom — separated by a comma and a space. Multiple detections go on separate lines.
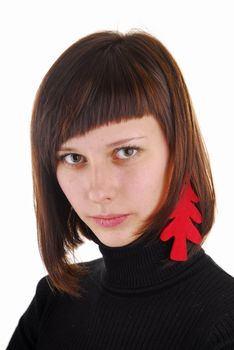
93, 232, 204, 294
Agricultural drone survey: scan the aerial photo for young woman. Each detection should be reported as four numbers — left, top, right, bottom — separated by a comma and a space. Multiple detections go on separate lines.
7, 29, 234, 349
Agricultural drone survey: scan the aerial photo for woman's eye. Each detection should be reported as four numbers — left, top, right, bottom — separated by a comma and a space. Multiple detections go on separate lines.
115, 146, 140, 160
60, 153, 83, 165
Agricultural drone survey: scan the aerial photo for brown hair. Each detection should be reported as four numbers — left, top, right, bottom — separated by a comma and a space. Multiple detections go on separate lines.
31, 29, 216, 297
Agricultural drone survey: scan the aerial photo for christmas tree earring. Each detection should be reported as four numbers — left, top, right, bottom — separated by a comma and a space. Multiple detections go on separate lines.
160, 180, 203, 261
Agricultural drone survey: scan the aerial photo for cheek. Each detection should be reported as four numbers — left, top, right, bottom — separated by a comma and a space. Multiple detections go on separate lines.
56, 169, 80, 205
126, 158, 169, 208
129, 161, 166, 191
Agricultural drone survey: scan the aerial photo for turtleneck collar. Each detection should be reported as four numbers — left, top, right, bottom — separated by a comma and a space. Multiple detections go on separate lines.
94, 234, 205, 294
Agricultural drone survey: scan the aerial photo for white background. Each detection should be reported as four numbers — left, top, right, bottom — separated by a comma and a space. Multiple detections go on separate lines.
1, 0, 234, 348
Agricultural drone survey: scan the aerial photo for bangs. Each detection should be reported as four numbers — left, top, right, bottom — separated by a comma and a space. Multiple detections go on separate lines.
35, 33, 172, 170
60, 53, 151, 141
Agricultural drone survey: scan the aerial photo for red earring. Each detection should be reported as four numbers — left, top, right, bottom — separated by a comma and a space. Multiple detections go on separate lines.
160, 180, 203, 261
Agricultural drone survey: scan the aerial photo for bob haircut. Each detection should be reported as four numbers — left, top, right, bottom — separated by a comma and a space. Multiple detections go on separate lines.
31, 29, 216, 298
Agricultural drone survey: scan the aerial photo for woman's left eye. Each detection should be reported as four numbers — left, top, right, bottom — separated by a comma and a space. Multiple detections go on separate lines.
115, 146, 141, 160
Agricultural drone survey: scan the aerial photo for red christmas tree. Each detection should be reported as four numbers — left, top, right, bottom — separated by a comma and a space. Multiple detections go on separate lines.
160, 181, 203, 261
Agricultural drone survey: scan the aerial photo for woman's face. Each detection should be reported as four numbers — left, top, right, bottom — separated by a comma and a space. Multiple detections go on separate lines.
56, 115, 170, 247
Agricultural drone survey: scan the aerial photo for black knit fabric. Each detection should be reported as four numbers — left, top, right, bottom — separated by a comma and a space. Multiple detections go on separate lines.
7, 236, 234, 349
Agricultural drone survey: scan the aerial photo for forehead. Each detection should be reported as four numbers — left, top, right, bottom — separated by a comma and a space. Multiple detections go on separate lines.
61, 115, 165, 149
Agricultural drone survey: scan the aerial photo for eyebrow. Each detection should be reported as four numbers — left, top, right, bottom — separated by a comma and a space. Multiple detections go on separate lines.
106, 136, 146, 148
59, 136, 146, 152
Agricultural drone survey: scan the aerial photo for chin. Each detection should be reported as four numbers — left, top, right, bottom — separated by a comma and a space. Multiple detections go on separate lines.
98, 234, 136, 247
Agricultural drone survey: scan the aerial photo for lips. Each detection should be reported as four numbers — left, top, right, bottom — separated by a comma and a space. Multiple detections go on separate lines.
90, 214, 130, 228
91, 214, 129, 219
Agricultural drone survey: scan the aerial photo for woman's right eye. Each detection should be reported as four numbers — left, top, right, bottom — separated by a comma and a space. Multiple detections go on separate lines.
59, 153, 83, 165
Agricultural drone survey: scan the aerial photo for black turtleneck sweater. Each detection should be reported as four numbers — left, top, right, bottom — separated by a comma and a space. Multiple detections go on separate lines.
7, 237, 234, 349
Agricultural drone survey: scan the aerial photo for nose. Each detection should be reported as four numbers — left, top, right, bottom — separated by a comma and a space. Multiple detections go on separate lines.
87, 164, 118, 203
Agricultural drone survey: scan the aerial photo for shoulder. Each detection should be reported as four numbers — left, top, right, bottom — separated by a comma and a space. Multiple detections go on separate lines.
31, 275, 56, 321
192, 252, 234, 312
192, 252, 234, 347
201, 252, 234, 296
